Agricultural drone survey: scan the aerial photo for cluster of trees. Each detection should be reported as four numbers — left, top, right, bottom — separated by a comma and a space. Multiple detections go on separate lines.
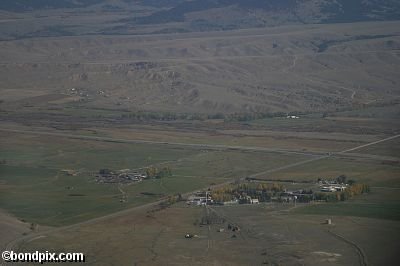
120, 111, 208, 121
315, 192, 340, 202
99, 169, 112, 175
156, 193, 182, 211
339, 183, 370, 201
247, 177, 313, 184
211, 191, 234, 203
167, 193, 182, 205
211, 182, 287, 203
317, 175, 356, 185
224, 112, 286, 122
119, 110, 306, 122
224, 111, 306, 121
336, 174, 347, 184
255, 183, 285, 192
145, 166, 172, 178
211, 186, 235, 203
212, 180, 370, 204
315, 183, 370, 202
200, 211, 225, 225
335, 174, 357, 185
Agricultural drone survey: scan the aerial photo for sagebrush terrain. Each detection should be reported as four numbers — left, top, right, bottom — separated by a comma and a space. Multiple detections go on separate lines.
1, 21, 400, 116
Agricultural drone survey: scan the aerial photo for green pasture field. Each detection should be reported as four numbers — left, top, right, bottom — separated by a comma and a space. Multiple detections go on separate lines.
171, 150, 305, 179
355, 137, 400, 158
331, 104, 400, 119
292, 188, 400, 220
265, 155, 400, 220
250, 111, 399, 136
0, 132, 307, 226
293, 201, 400, 220
268, 156, 400, 187
0, 132, 198, 171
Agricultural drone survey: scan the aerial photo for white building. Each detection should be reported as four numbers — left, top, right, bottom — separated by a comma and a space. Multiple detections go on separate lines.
250, 198, 259, 204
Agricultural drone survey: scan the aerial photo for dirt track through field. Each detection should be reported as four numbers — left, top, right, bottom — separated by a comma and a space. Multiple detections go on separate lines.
327, 229, 368, 266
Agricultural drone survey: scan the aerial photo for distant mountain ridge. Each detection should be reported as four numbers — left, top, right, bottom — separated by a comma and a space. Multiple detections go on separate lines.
132, 0, 400, 24
0, 2, 399, 116
2, 0, 400, 26
322, 0, 400, 22
0, 0, 103, 11
1, 1, 400, 39
133, 0, 297, 24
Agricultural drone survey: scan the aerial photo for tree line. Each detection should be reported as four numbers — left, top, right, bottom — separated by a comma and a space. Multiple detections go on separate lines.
211, 182, 287, 203
315, 183, 370, 202
211, 180, 370, 204
118, 110, 305, 122
145, 166, 172, 178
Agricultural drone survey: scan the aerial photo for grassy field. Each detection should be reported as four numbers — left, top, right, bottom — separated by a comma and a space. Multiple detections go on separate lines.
0, 4, 399, 264
0, 124, 398, 226
92, 122, 375, 152
355, 137, 400, 158
19, 202, 400, 266
9, 134, 400, 264
0, 19, 398, 264
265, 156, 400, 187
250, 153, 400, 222
0, 132, 307, 226
4, 116, 381, 154
2, 124, 398, 265
0, 131, 198, 171
293, 188, 400, 220
293, 201, 400, 220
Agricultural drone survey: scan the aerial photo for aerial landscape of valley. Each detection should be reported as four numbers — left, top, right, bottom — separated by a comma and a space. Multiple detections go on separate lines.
0, 1, 399, 265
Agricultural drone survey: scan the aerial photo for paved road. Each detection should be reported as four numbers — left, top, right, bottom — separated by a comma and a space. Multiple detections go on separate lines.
2, 132, 399, 264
